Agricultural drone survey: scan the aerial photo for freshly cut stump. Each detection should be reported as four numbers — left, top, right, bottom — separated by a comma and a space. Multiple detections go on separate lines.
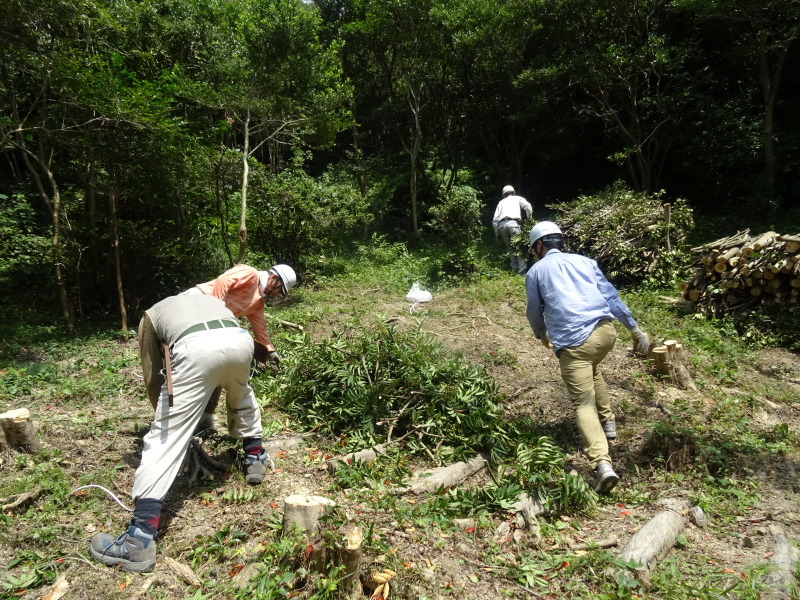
0, 408, 41, 453
282, 495, 336, 535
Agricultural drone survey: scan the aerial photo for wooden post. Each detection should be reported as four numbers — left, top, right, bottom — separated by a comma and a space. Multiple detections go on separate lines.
0, 408, 41, 453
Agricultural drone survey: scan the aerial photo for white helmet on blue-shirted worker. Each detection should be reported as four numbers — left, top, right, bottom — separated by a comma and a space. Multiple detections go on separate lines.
528, 221, 562, 247
502, 185, 515, 196
269, 264, 297, 295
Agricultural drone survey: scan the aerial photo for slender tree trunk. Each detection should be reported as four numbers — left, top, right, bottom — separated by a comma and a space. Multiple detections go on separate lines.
17, 141, 75, 332
108, 169, 127, 331
237, 105, 251, 265
213, 145, 234, 266
350, 101, 371, 240
758, 41, 786, 198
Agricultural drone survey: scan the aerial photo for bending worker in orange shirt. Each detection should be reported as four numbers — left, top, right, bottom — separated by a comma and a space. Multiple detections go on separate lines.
138, 263, 297, 430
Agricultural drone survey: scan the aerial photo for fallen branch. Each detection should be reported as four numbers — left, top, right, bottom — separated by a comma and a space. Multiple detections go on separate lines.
1, 486, 43, 511
763, 524, 800, 600
165, 557, 202, 587
569, 536, 619, 551
266, 314, 304, 331
616, 498, 690, 571
399, 453, 488, 494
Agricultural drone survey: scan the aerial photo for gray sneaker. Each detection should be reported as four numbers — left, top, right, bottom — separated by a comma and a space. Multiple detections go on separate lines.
243, 449, 271, 485
593, 462, 620, 494
90, 525, 157, 572
601, 420, 617, 440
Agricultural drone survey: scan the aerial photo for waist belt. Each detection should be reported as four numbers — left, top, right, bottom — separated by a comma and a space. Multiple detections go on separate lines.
499, 217, 521, 225
174, 319, 239, 345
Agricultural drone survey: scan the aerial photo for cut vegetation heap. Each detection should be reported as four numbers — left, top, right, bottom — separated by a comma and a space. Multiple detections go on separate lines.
262, 323, 596, 515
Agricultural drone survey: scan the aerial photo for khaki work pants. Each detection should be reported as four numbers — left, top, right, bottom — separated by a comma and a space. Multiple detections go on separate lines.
558, 320, 616, 468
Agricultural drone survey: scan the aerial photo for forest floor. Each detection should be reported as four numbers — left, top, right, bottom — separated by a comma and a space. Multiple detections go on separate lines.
1, 270, 800, 599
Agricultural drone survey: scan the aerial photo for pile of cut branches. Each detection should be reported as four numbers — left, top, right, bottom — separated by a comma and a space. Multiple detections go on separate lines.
679, 230, 800, 318
277, 323, 512, 463
548, 182, 694, 287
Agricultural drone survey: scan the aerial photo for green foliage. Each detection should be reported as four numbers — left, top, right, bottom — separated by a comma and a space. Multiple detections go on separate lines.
279, 322, 505, 461
426, 184, 483, 276
549, 181, 695, 287
0, 193, 50, 275
248, 163, 368, 269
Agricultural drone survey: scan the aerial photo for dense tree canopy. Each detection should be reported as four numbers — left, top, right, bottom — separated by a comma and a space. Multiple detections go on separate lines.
1, 0, 798, 329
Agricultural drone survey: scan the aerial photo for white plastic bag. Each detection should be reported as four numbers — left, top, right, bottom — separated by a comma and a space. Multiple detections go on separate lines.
405, 281, 432, 303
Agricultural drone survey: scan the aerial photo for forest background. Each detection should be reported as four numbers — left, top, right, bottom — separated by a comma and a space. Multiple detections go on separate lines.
1, 0, 799, 326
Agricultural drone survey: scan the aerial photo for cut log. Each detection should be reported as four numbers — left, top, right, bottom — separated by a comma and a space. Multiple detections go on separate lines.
763, 524, 800, 600
0, 408, 41, 453
335, 523, 364, 598
616, 498, 690, 571
282, 495, 336, 536
651, 341, 695, 390
400, 453, 488, 494
326, 444, 388, 473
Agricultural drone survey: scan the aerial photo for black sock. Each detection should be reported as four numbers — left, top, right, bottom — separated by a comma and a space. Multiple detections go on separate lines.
242, 437, 263, 456
132, 497, 162, 536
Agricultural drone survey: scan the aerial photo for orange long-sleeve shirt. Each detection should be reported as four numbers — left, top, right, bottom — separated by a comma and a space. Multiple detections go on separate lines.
195, 264, 272, 349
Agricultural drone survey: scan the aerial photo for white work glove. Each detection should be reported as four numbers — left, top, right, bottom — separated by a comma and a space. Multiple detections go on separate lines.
630, 327, 650, 355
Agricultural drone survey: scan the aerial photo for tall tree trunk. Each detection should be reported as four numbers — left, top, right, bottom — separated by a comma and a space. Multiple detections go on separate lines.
213, 145, 234, 266
16, 141, 75, 332
237, 105, 251, 265
758, 40, 787, 198
108, 169, 127, 331
350, 100, 371, 240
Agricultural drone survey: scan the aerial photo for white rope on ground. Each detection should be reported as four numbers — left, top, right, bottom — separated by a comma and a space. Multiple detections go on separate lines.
70, 484, 133, 512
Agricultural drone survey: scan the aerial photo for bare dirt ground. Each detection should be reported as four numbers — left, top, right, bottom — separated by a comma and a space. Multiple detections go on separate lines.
3, 284, 800, 599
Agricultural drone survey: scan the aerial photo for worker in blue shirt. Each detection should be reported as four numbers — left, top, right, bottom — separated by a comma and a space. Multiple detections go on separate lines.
525, 221, 649, 494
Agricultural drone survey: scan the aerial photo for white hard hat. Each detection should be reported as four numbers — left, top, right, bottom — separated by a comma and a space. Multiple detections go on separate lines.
502, 185, 515, 196
529, 221, 562, 246
268, 264, 297, 295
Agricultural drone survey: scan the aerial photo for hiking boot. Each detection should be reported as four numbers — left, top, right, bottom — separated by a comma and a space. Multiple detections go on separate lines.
601, 420, 617, 440
89, 525, 157, 572
593, 462, 620, 495
243, 449, 272, 485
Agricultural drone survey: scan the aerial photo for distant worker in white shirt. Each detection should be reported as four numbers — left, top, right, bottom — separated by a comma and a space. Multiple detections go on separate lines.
492, 185, 533, 274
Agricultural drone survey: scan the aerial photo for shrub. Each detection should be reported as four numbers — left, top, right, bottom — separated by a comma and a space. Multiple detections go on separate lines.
548, 181, 694, 287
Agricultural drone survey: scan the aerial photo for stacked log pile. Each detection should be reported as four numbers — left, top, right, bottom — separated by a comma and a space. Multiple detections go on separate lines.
679, 230, 800, 317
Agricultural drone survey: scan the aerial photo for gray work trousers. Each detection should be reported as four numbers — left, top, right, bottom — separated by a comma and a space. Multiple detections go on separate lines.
498, 220, 527, 274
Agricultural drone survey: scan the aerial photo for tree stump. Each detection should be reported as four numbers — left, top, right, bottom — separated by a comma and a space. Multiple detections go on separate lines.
335, 523, 364, 599
0, 408, 41, 453
651, 340, 696, 390
282, 495, 336, 536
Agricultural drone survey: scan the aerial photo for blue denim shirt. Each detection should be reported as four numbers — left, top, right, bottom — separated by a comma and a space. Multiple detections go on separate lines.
525, 249, 637, 352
